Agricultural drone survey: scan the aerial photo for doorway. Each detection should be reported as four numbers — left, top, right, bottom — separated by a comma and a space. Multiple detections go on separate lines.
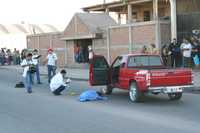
74, 39, 92, 63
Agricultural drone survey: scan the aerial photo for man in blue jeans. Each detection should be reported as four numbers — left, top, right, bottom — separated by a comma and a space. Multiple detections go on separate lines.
32, 49, 42, 84
180, 38, 192, 67
21, 53, 34, 93
44, 48, 58, 83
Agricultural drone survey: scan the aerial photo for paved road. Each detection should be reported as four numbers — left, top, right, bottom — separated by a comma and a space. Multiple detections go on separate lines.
0, 68, 200, 133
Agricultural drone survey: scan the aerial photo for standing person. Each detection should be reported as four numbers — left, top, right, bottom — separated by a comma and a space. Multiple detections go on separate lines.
21, 49, 27, 61
0, 49, 5, 65
79, 46, 85, 63
191, 37, 200, 68
141, 45, 148, 54
88, 46, 94, 63
32, 49, 42, 84
50, 69, 71, 95
13, 48, 17, 65
74, 44, 79, 63
180, 38, 192, 68
6, 49, 12, 65
44, 48, 58, 83
168, 38, 181, 67
21, 53, 35, 93
16, 50, 21, 65
148, 43, 159, 54
0, 49, 2, 65
161, 44, 169, 66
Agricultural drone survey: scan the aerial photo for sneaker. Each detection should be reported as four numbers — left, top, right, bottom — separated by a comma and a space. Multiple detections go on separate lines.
27, 90, 32, 94
37, 82, 42, 84
53, 92, 61, 96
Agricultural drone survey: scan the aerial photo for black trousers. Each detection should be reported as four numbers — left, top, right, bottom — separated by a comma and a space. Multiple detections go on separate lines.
171, 55, 181, 67
53, 85, 66, 95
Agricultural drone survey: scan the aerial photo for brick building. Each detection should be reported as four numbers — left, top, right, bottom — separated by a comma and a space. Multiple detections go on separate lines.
27, 32, 66, 67
27, 0, 200, 67
61, 13, 117, 67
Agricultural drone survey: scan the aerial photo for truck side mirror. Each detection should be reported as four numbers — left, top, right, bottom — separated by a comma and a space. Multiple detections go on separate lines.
121, 63, 126, 68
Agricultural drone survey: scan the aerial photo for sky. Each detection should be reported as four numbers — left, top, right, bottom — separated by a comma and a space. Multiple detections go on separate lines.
0, 0, 115, 30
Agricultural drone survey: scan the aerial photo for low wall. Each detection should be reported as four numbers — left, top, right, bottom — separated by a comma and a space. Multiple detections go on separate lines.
27, 33, 66, 67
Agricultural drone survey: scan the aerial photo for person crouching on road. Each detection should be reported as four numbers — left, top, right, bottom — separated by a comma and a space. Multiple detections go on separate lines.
50, 69, 71, 96
21, 53, 35, 93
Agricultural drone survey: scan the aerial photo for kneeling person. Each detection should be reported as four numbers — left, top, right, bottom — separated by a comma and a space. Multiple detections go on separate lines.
50, 69, 70, 95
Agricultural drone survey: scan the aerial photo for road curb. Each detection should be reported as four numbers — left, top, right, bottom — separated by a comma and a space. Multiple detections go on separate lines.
0, 66, 89, 82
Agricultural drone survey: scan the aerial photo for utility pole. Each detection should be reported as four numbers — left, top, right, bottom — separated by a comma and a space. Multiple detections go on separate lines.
103, 0, 106, 5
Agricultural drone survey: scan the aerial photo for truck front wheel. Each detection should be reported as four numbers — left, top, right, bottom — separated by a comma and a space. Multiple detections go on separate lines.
168, 93, 182, 100
129, 82, 143, 102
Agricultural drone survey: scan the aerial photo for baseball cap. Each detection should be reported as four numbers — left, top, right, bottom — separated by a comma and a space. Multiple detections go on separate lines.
48, 48, 53, 52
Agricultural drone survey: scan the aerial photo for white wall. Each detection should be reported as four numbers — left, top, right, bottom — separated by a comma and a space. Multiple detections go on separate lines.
0, 34, 27, 51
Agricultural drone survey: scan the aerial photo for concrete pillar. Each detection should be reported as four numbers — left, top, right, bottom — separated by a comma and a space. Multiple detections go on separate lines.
153, 0, 161, 49
37, 36, 40, 53
105, 8, 109, 14
153, 0, 158, 20
170, 0, 177, 40
118, 13, 121, 24
50, 35, 53, 48
128, 25, 133, 53
75, 16, 78, 34
37, 36, 41, 65
64, 42, 67, 66
106, 28, 111, 64
127, 4, 132, 24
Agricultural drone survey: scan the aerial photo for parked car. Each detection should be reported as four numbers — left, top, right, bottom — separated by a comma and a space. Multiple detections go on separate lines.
89, 54, 193, 102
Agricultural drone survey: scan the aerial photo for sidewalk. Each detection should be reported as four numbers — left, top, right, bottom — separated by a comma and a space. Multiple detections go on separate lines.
1, 65, 200, 89
0, 65, 89, 81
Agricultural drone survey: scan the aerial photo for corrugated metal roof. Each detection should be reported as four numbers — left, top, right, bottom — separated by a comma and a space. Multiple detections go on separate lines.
0, 24, 60, 35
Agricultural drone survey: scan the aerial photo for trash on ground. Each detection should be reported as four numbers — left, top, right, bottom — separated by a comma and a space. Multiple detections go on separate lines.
15, 82, 25, 88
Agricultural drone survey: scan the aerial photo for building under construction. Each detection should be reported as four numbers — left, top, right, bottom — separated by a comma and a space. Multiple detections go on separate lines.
27, 0, 200, 67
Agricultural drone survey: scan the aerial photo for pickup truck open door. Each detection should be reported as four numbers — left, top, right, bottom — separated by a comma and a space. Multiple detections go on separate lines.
89, 55, 110, 86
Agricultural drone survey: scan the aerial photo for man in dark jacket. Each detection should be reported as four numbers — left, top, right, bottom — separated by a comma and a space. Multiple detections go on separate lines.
168, 38, 181, 67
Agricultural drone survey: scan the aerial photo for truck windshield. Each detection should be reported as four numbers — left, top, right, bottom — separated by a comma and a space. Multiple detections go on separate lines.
128, 55, 162, 67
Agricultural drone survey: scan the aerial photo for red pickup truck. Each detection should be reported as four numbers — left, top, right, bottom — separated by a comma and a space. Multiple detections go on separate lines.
89, 54, 193, 102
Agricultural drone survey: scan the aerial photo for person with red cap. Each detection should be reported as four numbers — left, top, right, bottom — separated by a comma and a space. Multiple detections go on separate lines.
44, 48, 58, 83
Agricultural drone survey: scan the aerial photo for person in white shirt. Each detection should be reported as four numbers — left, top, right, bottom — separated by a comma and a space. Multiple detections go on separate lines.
32, 49, 42, 84
44, 48, 58, 83
21, 53, 34, 93
50, 69, 71, 95
180, 38, 192, 67
88, 46, 94, 63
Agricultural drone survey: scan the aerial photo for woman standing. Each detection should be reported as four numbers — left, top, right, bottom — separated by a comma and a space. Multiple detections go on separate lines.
191, 37, 200, 68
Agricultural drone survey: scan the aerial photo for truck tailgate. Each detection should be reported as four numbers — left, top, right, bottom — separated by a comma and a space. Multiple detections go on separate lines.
149, 68, 192, 87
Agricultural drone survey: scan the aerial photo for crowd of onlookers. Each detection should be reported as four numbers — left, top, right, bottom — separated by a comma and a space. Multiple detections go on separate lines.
141, 35, 200, 69
0, 48, 21, 66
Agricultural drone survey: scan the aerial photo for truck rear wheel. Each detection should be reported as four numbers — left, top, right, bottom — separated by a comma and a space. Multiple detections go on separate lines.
168, 93, 182, 100
129, 82, 143, 102
101, 85, 113, 95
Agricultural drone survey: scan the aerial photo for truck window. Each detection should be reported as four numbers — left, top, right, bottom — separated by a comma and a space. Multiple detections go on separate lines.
113, 56, 123, 68
128, 56, 162, 67
149, 56, 162, 66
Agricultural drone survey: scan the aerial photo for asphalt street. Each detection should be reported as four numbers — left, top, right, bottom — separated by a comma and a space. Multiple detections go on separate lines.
0, 68, 200, 133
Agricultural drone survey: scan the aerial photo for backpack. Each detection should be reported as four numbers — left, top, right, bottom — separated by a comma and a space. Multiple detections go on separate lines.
15, 82, 25, 88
